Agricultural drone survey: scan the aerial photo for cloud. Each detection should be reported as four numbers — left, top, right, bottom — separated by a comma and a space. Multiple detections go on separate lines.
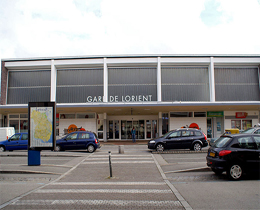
0, 0, 260, 61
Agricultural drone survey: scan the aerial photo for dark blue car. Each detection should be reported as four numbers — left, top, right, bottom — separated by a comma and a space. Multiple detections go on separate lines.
0, 133, 28, 152
56, 131, 101, 153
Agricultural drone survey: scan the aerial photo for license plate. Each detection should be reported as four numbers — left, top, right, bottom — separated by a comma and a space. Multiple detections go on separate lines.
209, 152, 215, 157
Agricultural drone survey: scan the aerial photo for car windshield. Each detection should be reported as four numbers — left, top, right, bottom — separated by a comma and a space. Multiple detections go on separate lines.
241, 128, 255, 133
213, 136, 232, 148
162, 130, 176, 138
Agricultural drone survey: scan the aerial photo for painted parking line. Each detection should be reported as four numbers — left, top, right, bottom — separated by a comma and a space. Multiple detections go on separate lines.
10, 199, 182, 207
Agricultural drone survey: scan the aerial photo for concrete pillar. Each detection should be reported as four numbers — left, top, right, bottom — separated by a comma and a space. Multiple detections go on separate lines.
51, 60, 57, 102
209, 57, 215, 102
158, 112, 162, 137
157, 57, 162, 102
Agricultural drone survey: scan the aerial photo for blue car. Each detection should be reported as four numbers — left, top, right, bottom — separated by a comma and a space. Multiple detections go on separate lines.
56, 131, 101, 153
0, 133, 28, 152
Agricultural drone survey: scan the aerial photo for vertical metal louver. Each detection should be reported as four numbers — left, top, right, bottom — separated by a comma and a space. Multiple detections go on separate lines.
7, 70, 51, 104
215, 67, 260, 101
108, 67, 157, 102
161, 67, 209, 101
56, 69, 103, 103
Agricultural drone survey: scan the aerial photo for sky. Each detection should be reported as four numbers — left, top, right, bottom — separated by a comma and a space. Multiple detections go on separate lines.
0, 0, 260, 61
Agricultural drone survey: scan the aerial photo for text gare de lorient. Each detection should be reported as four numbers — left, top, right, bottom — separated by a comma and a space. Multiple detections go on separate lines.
86, 95, 153, 103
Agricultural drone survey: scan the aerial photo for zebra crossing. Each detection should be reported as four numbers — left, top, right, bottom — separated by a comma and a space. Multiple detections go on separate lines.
2, 151, 187, 209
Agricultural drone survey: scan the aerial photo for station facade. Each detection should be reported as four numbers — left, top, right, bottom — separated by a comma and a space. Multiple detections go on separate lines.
1, 55, 260, 141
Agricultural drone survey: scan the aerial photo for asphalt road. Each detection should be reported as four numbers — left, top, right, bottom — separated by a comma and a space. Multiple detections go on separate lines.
0, 145, 260, 209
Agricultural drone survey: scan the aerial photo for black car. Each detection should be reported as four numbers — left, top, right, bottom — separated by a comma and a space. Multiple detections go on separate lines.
207, 134, 260, 180
148, 128, 208, 152
56, 131, 101, 153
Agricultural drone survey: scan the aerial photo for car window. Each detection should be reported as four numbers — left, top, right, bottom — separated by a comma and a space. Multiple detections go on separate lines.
241, 128, 255, 133
254, 129, 260, 134
253, 136, 260, 150
66, 133, 78, 140
168, 131, 181, 138
182, 130, 194, 137
214, 137, 232, 148
195, 131, 202, 136
10, 134, 21, 141
21, 134, 28, 140
236, 136, 256, 149
78, 133, 90, 139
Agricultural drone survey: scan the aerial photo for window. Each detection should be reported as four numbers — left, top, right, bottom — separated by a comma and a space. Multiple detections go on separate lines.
253, 137, 260, 149
182, 130, 194, 137
195, 131, 202, 136
60, 114, 75, 119
66, 133, 77, 140
254, 129, 260, 134
10, 134, 21, 141
194, 112, 206, 117
237, 137, 256, 149
21, 134, 28, 140
170, 112, 193, 117
79, 133, 90, 139
168, 131, 181, 138
76, 113, 95, 119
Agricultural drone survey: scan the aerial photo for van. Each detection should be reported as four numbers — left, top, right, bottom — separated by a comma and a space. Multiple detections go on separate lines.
0, 127, 15, 140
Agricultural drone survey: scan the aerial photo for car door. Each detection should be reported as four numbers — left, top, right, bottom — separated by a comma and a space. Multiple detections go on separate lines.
165, 131, 182, 149
5, 134, 21, 150
252, 136, 260, 172
77, 132, 90, 149
234, 136, 258, 172
19, 133, 28, 150
63, 133, 79, 150
180, 130, 195, 149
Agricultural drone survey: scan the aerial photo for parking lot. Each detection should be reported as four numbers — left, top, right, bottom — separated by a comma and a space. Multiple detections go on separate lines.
0, 144, 260, 209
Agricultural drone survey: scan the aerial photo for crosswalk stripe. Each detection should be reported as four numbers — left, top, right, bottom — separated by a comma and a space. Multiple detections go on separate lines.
51, 182, 166, 185
35, 189, 172, 193
82, 161, 154, 164
11, 199, 182, 207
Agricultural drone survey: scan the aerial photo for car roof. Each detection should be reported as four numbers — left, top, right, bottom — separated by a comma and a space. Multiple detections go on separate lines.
171, 128, 200, 131
222, 133, 260, 137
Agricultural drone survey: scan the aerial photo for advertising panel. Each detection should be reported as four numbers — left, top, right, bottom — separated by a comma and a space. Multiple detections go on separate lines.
28, 102, 56, 150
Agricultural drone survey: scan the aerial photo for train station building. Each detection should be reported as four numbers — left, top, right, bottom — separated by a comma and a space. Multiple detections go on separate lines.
1, 55, 260, 141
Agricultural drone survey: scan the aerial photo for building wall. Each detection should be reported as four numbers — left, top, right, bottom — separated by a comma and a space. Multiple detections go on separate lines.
1, 61, 8, 105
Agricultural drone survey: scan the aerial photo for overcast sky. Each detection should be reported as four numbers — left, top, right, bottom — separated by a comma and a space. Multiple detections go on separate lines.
1, 0, 260, 61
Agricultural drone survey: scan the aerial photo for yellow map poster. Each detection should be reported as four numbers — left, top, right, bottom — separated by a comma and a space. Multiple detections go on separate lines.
30, 107, 53, 147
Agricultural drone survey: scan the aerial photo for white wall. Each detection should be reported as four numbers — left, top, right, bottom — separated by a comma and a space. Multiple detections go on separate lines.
170, 117, 207, 134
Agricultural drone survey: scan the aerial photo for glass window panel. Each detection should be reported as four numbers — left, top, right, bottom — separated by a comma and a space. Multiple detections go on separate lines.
9, 115, 19, 118
60, 114, 75, 119
194, 112, 206, 117
20, 114, 28, 118
9, 120, 19, 133
170, 112, 193, 117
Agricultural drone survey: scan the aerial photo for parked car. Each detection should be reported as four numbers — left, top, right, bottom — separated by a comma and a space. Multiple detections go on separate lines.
0, 133, 28, 152
56, 131, 101, 153
241, 127, 260, 134
0, 127, 15, 140
209, 128, 240, 146
207, 134, 260, 180
148, 128, 208, 152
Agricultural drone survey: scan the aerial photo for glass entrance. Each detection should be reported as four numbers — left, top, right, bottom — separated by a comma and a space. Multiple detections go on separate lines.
109, 120, 120, 140
121, 120, 145, 140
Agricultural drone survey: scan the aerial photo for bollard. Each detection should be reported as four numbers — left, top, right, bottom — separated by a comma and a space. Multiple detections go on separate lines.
118, 145, 124, 154
108, 151, 112, 178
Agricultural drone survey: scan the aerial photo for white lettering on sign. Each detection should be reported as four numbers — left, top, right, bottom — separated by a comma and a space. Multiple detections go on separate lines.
86, 95, 152, 103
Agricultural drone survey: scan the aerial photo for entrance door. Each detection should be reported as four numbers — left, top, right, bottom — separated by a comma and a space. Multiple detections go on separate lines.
146, 120, 158, 139
121, 121, 132, 139
109, 120, 120, 140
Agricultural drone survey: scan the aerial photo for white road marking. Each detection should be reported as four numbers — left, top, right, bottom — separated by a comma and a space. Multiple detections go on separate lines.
10, 199, 182, 207
35, 189, 172, 193
82, 161, 154, 164
51, 182, 166, 185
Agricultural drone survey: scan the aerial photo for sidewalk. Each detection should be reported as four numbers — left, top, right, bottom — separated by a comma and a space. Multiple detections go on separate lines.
0, 145, 190, 209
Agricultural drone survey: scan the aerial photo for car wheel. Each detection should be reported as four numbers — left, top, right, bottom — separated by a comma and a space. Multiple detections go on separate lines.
228, 164, 243, 180
87, 145, 95, 153
0, 146, 5, 152
156, 144, 164, 152
193, 143, 202, 151
55, 145, 61, 152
